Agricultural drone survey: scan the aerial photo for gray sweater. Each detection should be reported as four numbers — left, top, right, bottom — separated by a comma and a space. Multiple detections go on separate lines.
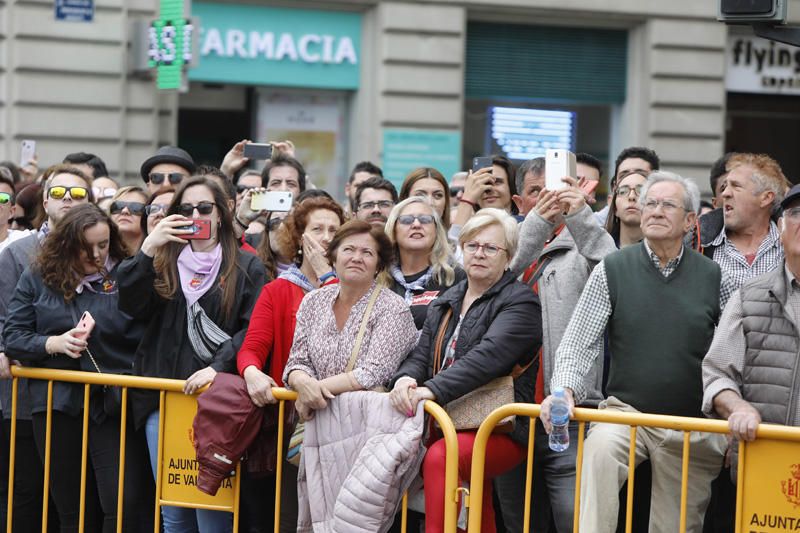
0, 233, 41, 419
510, 205, 617, 406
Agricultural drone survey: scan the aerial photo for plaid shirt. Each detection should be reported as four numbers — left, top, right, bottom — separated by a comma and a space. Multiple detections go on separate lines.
551, 241, 684, 401
712, 221, 783, 310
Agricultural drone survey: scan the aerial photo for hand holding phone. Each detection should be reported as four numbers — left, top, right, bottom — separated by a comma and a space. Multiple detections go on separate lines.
180, 219, 211, 240
20, 140, 36, 167
472, 156, 493, 173
73, 311, 96, 340
243, 143, 272, 160
250, 191, 293, 212
545, 149, 577, 191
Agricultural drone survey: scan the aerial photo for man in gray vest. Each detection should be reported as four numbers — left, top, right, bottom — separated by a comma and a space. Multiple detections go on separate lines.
703, 183, 800, 441
541, 171, 727, 533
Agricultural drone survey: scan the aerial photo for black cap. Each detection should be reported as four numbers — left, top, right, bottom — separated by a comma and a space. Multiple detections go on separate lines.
140, 146, 196, 183
781, 184, 800, 210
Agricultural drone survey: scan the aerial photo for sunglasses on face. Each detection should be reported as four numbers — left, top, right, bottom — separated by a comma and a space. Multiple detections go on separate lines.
145, 204, 168, 217
148, 172, 186, 185
177, 201, 216, 217
109, 201, 146, 216
397, 214, 434, 226
450, 186, 464, 197
0, 192, 12, 205
48, 186, 88, 200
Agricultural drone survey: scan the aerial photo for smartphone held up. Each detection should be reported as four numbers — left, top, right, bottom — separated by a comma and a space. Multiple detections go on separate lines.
545, 149, 577, 191
251, 191, 293, 212
180, 219, 212, 240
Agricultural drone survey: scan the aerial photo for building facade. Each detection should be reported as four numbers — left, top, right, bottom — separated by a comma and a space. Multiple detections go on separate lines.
1, 0, 797, 196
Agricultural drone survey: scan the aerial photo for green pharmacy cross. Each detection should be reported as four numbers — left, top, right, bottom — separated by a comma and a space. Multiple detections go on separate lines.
147, 0, 193, 90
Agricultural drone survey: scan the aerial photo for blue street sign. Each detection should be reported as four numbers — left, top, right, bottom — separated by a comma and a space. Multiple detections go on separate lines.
55, 0, 94, 22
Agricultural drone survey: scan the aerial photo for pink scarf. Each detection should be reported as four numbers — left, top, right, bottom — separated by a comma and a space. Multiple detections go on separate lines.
75, 256, 118, 294
177, 244, 223, 307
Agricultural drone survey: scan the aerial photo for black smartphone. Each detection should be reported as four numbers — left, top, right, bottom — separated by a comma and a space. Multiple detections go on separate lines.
243, 143, 272, 160
472, 156, 493, 173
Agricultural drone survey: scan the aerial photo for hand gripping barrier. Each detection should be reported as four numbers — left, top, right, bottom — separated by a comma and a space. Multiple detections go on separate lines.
4, 368, 461, 533
466, 403, 800, 533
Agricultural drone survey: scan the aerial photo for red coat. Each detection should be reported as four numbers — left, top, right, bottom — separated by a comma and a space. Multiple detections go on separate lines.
237, 278, 305, 385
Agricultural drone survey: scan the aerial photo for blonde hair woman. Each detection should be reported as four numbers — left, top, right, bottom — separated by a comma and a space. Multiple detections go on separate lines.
381, 197, 464, 329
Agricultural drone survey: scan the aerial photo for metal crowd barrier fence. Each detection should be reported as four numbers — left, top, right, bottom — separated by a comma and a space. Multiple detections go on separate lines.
270, 388, 460, 533
5, 368, 461, 533
466, 403, 800, 533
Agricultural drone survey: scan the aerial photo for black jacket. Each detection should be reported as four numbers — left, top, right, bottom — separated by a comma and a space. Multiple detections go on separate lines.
117, 250, 266, 428
4, 264, 144, 422
391, 270, 542, 445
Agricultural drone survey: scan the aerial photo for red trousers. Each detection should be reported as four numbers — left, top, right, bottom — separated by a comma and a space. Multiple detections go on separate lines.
423, 431, 525, 533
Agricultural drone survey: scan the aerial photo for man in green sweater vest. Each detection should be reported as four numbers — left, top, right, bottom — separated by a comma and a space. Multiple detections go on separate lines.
541, 171, 727, 533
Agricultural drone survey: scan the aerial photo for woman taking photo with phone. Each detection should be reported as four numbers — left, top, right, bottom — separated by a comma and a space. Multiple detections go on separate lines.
4, 203, 153, 532
118, 176, 266, 533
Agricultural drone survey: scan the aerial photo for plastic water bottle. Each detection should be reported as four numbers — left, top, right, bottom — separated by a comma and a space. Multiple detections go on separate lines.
549, 387, 570, 452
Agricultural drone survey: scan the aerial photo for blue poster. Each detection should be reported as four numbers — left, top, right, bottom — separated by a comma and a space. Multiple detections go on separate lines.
55, 0, 94, 22
382, 129, 462, 190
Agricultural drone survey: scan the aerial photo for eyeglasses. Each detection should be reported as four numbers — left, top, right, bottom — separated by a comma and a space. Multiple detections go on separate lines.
358, 200, 394, 211
92, 187, 117, 199
463, 241, 507, 257
397, 214, 434, 226
450, 186, 464, 197
177, 201, 216, 217
237, 184, 258, 194
48, 186, 88, 200
267, 217, 283, 231
0, 192, 12, 204
148, 172, 186, 185
145, 204, 168, 217
617, 184, 643, 197
109, 201, 146, 216
642, 199, 685, 213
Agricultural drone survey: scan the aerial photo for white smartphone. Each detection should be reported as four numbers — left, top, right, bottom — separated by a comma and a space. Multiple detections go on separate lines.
251, 191, 293, 212
20, 140, 35, 167
545, 149, 576, 191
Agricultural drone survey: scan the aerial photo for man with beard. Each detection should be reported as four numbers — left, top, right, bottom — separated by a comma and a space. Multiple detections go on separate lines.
354, 177, 397, 229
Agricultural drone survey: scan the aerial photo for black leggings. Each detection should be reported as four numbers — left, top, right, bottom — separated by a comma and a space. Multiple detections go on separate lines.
31, 410, 154, 533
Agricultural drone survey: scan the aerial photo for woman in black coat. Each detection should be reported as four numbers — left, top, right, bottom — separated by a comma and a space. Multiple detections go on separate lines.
116, 176, 265, 533
4, 204, 152, 532
389, 208, 542, 533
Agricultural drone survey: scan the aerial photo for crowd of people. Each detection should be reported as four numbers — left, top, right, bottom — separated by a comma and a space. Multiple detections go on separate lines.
0, 140, 793, 533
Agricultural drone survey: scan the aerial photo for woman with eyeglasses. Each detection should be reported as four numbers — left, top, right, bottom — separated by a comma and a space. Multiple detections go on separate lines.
4, 204, 153, 532
382, 197, 465, 330
389, 208, 542, 533
141, 188, 175, 236
108, 186, 148, 254
398, 168, 452, 231
605, 171, 648, 248
117, 176, 266, 533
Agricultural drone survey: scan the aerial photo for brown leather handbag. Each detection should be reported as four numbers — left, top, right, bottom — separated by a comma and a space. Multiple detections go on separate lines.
432, 308, 525, 433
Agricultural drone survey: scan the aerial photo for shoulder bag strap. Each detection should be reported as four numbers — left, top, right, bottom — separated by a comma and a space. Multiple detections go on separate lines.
432, 308, 454, 377
525, 255, 553, 288
345, 286, 381, 373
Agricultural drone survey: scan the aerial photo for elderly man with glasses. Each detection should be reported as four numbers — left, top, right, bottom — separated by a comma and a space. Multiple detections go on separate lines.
540, 171, 727, 533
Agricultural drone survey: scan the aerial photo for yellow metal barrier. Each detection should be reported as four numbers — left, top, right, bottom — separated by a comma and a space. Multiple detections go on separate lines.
467, 403, 800, 533
6, 366, 240, 533
270, 388, 461, 533
5, 368, 461, 533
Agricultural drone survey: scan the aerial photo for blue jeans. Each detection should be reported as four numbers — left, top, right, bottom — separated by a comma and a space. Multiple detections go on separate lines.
144, 411, 233, 533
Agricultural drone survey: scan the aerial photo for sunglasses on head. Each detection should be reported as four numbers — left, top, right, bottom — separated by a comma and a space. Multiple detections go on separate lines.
109, 201, 146, 216
149, 172, 185, 185
48, 186, 88, 200
177, 201, 216, 217
0, 192, 12, 204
